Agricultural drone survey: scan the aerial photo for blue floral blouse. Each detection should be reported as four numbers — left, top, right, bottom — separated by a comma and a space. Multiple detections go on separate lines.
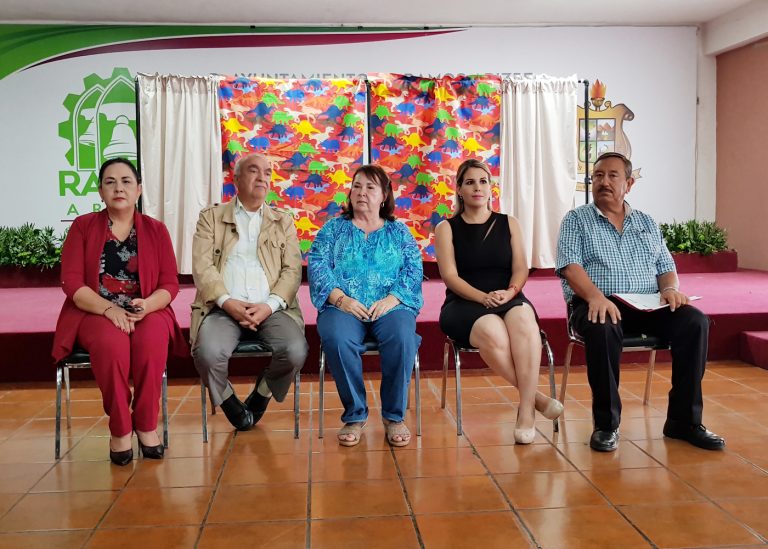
308, 216, 423, 318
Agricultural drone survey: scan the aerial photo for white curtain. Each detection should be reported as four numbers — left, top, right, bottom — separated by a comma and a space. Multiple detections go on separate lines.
137, 74, 222, 274
500, 75, 579, 268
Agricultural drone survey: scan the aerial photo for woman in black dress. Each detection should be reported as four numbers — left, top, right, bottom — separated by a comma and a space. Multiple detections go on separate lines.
435, 159, 563, 444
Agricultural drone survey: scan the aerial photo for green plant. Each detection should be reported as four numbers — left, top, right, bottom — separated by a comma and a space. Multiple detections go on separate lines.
0, 223, 64, 269
659, 220, 729, 256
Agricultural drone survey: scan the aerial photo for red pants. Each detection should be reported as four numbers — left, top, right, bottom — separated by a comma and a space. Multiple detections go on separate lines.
77, 312, 170, 437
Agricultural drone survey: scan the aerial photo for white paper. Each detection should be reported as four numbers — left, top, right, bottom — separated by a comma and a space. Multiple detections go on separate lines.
612, 293, 701, 311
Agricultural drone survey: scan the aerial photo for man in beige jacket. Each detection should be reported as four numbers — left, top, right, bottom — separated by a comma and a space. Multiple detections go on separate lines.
191, 153, 307, 430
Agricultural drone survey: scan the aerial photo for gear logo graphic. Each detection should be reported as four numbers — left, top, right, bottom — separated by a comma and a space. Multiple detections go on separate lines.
59, 67, 137, 172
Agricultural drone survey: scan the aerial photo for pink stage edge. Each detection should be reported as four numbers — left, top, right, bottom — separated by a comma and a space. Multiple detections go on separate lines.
1, 270, 767, 381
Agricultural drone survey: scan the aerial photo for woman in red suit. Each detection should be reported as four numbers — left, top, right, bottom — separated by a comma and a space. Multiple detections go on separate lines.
52, 158, 186, 465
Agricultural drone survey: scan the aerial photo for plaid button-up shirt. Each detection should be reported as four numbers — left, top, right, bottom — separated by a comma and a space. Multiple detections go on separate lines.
555, 202, 676, 302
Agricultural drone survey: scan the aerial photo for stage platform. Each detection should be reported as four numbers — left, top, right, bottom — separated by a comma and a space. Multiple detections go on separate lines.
2, 271, 768, 382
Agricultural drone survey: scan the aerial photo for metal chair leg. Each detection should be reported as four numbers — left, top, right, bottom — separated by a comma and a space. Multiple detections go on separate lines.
441, 341, 449, 408
201, 382, 208, 444
293, 371, 300, 439
560, 342, 574, 404
543, 337, 559, 433
64, 365, 72, 429
414, 354, 421, 437
318, 351, 325, 439
453, 343, 463, 436
644, 350, 657, 405
55, 366, 63, 459
162, 368, 169, 448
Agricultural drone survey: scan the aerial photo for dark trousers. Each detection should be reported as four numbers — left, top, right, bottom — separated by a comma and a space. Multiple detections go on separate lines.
570, 296, 709, 431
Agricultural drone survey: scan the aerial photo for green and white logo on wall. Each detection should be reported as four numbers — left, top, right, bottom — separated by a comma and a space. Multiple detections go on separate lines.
58, 67, 136, 215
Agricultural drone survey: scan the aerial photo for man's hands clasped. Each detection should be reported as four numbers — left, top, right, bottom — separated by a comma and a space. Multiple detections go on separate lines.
222, 299, 272, 331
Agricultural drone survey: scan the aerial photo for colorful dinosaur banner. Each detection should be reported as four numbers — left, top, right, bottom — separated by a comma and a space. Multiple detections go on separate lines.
219, 76, 367, 258
368, 73, 502, 260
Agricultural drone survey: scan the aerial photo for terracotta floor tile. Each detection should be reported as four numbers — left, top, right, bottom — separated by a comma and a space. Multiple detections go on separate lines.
395, 447, 486, 478
0, 462, 53, 493
0, 402, 49, 420
621, 501, 761, 547
199, 521, 305, 548
541, 419, 595, 445
696, 413, 768, 439
63, 436, 118, 462
0, 494, 21, 518
462, 421, 551, 446
556, 440, 662, 471
416, 511, 531, 548
162, 432, 232, 459
708, 393, 768, 414
584, 468, 702, 505
632, 438, 744, 468
32, 460, 134, 492
405, 475, 507, 514
0, 420, 26, 439
429, 374, 493, 390
672, 461, 768, 499
559, 384, 595, 401
718, 497, 768, 539
0, 490, 117, 531
102, 486, 212, 527
552, 401, 594, 421
0, 436, 74, 463
701, 378, 761, 395
9, 417, 99, 439
220, 452, 308, 485
520, 506, 650, 549
86, 525, 199, 548
312, 450, 397, 482
614, 416, 668, 440
458, 403, 519, 424
496, 471, 607, 509
127, 456, 221, 488
388, 422, 471, 450
451, 387, 510, 405
311, 516, 419, 548
477, 444, 574, 474
229, 429, 308, 455
311, 479, 407, 519
0, 530, 90, 549
207, 483, 307, 522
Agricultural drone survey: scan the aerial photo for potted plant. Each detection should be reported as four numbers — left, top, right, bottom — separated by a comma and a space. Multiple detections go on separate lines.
0, 223, 64, 287
659, 220, 737, 273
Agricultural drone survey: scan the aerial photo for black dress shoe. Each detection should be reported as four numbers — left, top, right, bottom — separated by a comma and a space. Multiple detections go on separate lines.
109, 448, 134, 466
138, 441, 165, 459
663, 421, 726, 450
590, 429, 619, 452
220, 394, 254, 431
245, 383, 272, 425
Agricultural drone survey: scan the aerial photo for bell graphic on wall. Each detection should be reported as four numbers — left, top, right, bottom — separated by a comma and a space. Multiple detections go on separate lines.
103, 115, 137, 161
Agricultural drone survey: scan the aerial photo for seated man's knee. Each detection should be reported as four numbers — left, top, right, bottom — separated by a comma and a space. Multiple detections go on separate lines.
275, 337, 309, 369
579, 319, 623, 342
192, 340, 231, 370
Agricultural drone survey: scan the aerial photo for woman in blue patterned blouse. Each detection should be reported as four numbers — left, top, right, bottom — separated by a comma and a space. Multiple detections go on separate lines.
308, 165, 423, 447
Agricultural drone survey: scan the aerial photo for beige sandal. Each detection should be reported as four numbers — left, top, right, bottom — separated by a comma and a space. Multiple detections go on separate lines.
337, 422, 366, 447
383, 419, 411, 447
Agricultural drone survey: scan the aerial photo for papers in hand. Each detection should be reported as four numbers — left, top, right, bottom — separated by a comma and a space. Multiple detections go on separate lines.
612, 292, 701, 312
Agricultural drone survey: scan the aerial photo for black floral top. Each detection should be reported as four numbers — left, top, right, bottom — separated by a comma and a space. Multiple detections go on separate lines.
99, 219, 141, 308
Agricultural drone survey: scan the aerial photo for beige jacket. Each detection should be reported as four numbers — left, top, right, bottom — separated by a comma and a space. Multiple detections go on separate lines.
189, 200, 304, 346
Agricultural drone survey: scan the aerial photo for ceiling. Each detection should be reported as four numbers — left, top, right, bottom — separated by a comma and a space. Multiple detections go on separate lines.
0, 0, 755, 26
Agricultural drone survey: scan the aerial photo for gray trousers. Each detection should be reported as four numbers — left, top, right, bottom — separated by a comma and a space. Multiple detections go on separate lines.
192, 308, 308, 406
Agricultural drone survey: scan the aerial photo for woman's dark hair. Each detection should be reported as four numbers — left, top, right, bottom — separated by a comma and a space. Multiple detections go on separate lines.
98, 158, 141, 187
342, 164, 396, 221
453, 158, 493, 217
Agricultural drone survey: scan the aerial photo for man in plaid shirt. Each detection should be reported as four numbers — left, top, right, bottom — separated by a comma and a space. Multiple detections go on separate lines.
556, 152, 725, 452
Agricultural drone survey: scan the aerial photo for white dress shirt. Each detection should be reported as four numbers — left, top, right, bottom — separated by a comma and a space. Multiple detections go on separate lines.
215, 198, 286, 313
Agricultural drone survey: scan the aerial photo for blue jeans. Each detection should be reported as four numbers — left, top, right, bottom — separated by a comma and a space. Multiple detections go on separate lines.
317, 308, 420, 424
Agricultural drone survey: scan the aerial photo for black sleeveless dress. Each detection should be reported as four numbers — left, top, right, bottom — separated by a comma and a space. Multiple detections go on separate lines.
439, 212, 536, 347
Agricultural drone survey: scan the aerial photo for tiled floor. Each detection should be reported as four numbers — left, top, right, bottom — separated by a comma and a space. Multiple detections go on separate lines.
0, 361, 767, 548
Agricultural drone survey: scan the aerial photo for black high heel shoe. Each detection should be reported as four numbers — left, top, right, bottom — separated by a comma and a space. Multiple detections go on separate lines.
109, 448, 134, 466
137, 433, 165, 459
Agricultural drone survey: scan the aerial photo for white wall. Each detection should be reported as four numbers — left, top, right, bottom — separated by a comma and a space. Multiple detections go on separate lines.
0, 26, 699, 233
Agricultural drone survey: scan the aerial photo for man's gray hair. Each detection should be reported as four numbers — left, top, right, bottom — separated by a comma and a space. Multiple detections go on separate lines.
233, 153, 267, 177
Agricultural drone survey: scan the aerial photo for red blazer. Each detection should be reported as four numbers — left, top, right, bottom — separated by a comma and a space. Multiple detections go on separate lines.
52, 210, 188, 363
